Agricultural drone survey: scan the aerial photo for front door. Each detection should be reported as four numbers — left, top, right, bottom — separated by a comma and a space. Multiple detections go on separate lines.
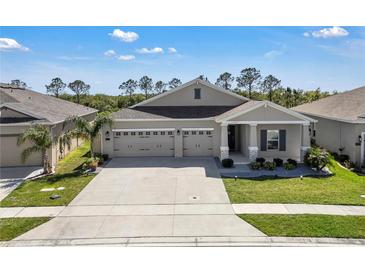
228, 125, 235, 151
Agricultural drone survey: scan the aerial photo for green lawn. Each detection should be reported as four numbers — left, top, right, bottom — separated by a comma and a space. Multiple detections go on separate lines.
0, 172, 95, 207
224, 160, 365, 205
55, 141, 90, 174
1, 141, 95, 207
0, 217, 51, 241
240, 214, 365, 238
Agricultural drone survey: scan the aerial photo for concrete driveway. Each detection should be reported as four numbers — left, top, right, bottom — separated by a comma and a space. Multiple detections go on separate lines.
16, 157, 264, 242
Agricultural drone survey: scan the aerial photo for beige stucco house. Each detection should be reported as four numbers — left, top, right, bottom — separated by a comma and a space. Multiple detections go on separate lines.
0, 83, 97, 167
100, 78, 315, 163
293, 86, 365, 167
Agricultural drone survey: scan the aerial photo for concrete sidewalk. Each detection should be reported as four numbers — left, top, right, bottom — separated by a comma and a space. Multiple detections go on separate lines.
2, 203, 365, 219
233, 203, 365, 216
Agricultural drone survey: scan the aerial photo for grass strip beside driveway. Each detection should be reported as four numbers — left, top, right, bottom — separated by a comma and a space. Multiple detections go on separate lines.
224, 160, 365, 205
0, 172, 95, 207
0, 217, 51, 241
56, 141, 90, 174
239, 214, 365, 239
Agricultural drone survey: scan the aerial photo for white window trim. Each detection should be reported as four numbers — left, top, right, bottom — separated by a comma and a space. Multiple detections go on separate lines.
267, 129, 279, 150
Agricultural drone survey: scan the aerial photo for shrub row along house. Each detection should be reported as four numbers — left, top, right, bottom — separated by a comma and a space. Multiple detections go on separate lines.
97, 78, 315, 162
293, 86, 365, 167
0, 83, 97, 167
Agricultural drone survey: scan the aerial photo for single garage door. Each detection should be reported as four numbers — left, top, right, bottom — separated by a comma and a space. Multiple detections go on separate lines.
183, 129, 213, 156
113, 129, 175, 157
0, 136, 42, 167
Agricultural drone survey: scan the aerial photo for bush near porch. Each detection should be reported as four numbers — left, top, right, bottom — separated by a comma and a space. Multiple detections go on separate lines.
224, 159, 365, 205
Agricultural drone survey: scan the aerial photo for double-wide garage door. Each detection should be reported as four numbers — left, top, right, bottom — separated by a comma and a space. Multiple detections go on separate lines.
113, 129, 175, 157
113, 128, 214, 157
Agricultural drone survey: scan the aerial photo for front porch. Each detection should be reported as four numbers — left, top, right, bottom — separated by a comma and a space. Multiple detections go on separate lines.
219, 122, 311, 163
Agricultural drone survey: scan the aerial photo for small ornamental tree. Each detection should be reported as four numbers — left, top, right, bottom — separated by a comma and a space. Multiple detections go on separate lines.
305, 147, 330, 171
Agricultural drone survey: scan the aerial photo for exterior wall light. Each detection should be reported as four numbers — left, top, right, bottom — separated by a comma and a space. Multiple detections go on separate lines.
177, 129, 181, 136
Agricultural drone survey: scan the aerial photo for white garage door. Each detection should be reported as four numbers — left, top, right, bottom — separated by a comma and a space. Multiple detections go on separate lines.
113, 129, 175, 157
183, 129, 213, 156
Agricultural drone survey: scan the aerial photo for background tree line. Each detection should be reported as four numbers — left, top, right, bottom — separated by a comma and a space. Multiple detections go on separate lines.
8, 68, 333, 112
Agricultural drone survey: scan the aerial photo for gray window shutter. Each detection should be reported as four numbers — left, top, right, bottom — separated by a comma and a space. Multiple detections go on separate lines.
260, 130, 267, 151
279, 129, 286, 151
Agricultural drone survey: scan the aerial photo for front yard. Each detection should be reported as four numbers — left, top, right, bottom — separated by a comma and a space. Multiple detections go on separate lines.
224, 160, 365, 205
240, 214, 365, 238
0, 217, 51, 241
0, 142, 95, 207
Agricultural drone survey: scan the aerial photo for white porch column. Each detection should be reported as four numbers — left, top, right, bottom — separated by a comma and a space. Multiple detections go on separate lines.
220, 123, 229, 160
248, 123, 258, 161
300, 122, 311, 162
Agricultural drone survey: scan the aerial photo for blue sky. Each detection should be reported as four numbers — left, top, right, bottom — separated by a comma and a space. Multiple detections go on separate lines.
1, 26, 364, 95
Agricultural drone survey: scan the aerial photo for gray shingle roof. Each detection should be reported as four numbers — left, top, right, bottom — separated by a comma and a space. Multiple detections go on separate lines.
113, 105, 240, 119
0, 84, 97, 124
292, 86, 365, 123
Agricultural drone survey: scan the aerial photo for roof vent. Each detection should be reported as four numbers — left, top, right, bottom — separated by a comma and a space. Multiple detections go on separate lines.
28, 96, 31, 99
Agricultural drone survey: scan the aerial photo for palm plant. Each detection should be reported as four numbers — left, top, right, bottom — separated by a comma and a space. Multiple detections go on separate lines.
17, 124, 53, 174
64, 113, 112, 158
58, 131, 73, 159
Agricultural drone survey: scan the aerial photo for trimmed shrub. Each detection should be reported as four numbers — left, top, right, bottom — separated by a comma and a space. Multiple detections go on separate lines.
339, 154, 349, 163
273, 158, 283, 167
102, 154, 109, 161
250, 161, 261, 170
263, 161, 276, 170
222, 158, 234, 168
284, 162, 296, 170
287, 159, 297, 167
255, 157, 266, 166
305, 147, 330, 171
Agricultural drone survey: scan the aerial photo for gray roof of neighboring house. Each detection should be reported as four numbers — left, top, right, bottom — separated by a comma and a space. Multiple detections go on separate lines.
292, 86, 365, 123
113, 105, 240, 119
0, 83, 97, 124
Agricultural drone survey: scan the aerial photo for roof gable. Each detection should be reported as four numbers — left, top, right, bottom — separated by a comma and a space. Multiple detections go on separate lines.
216, 100, 316, 123
132, 78, 248, 107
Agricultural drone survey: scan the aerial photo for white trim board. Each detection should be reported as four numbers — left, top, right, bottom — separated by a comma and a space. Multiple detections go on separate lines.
181, 128, 214, 131
112, 128, 175, 132
113, 118, 214, 122
131, 78, 249, 108
225, 121, 310, 125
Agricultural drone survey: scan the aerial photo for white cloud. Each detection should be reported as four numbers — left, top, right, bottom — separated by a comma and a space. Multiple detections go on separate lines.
0, 38, 29, 51
136, 47, 164, 54
264, 50, 283, 59
118, 55, 135, 61
109, 29, 139, 42
168, 47, 177, 53
304, 26, 349, 38
104, 49, 116, 57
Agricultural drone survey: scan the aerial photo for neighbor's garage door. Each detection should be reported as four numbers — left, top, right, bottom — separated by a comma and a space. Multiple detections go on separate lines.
113, 129, 175, 157
183, 129, 213, 156
0, 136, 42, 167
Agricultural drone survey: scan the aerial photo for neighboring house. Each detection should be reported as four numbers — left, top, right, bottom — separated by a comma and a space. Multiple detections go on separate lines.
293, 86, 365, 167
0, 83, 97, 167
100, 78, 315, 162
